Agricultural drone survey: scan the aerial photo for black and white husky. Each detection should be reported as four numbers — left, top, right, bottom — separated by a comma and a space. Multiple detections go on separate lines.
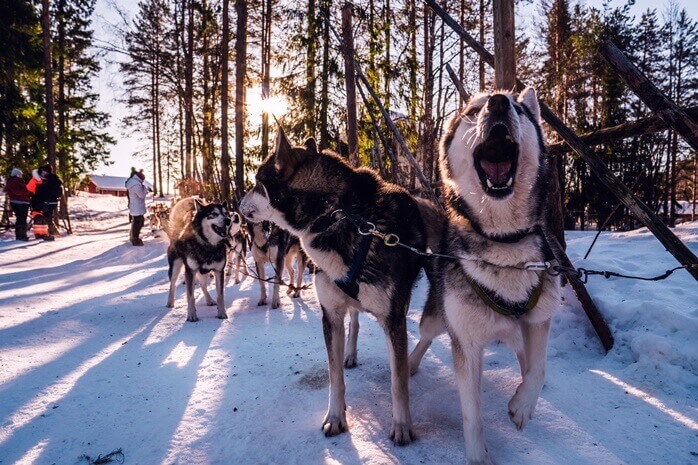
166, 198, 231, 322
410, 88, 561, 465
240, 128, 442, 445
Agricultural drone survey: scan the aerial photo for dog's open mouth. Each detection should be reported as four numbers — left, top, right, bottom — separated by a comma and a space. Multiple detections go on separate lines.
212, 224, 228, 238
474, 123, 519, 198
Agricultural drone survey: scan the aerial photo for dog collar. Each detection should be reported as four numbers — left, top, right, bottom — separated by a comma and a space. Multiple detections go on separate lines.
448, 189, 537, 244
465, 272, 544, 318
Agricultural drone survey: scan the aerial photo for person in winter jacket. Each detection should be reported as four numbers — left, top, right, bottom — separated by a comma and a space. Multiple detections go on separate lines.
126, 169, 147, 246
26, 168, 54, 241
4, 168, 32, 241
36, 164, 63, 235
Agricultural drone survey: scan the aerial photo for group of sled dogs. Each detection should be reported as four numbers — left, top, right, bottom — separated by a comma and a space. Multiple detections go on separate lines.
162, 88, 561, 465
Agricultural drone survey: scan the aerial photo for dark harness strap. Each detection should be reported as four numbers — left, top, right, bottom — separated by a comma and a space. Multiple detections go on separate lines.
335, 233, 373, 300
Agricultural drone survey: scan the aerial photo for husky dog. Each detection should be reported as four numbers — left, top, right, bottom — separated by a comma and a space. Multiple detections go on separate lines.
410, 88, 561, 465
240, 128, 442, 445
149, 204, 170, 233
225, 212, 248, 284
166, 198, 231, 322
248, 221, 290, 308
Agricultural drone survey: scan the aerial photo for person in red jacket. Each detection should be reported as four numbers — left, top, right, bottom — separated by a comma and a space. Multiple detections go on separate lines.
4, 168, 32, 241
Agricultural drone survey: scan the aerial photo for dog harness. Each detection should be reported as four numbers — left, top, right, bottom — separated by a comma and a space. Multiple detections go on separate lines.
464, 272, 544, 318
312, 206, 375, 301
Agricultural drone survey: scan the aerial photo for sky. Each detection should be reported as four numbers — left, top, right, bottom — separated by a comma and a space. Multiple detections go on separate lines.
89, 0, 698, 181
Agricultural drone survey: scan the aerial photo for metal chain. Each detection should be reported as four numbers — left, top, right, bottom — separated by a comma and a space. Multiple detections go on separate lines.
334, 210, 695, 283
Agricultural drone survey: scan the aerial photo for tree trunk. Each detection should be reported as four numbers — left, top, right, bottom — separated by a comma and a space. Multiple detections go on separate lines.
185, 0, 194, 183
319, 0, 332, 149
341, 3, 358, 165
41, 0, 56, 166
306, 0, 317, 136
260, 0, 272, 161
221, 0, 231, 201
234, 0, 248, 199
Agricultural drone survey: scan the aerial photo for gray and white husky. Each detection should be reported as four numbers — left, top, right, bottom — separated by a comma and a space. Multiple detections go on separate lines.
225, 211, 247, 284
240, 128, 443, 445
410, 88, 561, 465
166, 197, 231, 322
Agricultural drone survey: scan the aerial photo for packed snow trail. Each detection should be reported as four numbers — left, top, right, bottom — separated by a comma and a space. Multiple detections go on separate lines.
0, 193, 696, 465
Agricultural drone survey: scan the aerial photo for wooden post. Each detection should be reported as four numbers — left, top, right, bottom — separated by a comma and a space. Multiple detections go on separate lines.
598, 40, 698, 153
545, 232, 615, 352
342, 3, 359, 166
547, 106, 698, 155
426, 0, 698, 281
493, 0, 515, 90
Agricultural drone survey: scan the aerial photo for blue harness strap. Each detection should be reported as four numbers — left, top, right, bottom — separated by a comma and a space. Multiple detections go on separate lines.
335, 233, 373, 300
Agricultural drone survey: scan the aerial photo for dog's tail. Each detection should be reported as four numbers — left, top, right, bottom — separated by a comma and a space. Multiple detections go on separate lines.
414, 197, 446, 253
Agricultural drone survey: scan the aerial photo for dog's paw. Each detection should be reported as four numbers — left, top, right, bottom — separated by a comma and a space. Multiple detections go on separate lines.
257, 298, 267, 306
286, 287, 294, 295
292, 291, 301, 299
271, 298, 280, 309
322, 413, 347, 437
466, 456, 496, 465
206, 298, 216, 306
166, 301, 174, 308
186, 315, 199, 322
390, 421, 415, 446
344, 353, 358, 369
508, 385, 538, 431
217, 311, 228, 319
234, 279, 241, 285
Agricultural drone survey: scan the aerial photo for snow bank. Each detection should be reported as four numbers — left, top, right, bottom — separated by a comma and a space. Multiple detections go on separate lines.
0, 201, 696, 465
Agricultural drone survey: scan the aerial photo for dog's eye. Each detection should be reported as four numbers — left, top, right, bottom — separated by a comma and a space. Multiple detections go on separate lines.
464, 106, 480, 116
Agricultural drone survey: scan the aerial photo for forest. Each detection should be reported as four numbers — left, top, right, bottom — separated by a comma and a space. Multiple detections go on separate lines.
1, 0, 696, 230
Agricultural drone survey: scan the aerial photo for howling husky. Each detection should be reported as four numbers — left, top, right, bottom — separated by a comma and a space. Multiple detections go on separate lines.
166, 198, 231, 322
410, 88, 561, 465
240, 128, 443, 445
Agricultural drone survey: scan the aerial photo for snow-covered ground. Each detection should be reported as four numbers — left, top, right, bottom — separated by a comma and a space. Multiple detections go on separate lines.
0, 193, 696, 465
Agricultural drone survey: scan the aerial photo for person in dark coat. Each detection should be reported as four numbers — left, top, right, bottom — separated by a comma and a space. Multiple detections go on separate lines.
37, 164, 63, 235
4, 168, 32, 241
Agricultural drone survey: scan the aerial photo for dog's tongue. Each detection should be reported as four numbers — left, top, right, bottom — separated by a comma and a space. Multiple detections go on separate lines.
480, 160, 511, 185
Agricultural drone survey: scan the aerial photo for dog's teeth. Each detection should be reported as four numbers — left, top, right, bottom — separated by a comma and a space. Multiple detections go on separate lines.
506, 178, 513, 186
486, 179, 494, 188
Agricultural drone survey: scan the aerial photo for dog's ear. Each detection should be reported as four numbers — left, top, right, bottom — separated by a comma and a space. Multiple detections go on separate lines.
222, 200, 229, 211
274, 126, 301, 179
304, 137, 318, 154
194, 199, 204, 212
518, 87, 540, 123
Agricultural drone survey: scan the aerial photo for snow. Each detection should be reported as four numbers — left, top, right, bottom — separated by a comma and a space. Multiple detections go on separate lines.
1, 193, 696, 465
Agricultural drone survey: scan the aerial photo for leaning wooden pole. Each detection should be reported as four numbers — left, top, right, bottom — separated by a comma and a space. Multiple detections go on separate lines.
356, 81, 403, 186
545, 232, 614, 352
598, 40, 698, 153
426, 0, 698, 281
341, 3, 359, 167
321, 9, 442, 209
547, 106, 698, 155
445, 61, 613, 351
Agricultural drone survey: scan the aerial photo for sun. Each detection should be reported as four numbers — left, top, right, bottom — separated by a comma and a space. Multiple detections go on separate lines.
246, 86, 288, 122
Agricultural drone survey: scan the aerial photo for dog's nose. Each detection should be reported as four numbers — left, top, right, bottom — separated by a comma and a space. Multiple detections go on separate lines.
224, 217, 231, 226
487, 94, 510, 115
